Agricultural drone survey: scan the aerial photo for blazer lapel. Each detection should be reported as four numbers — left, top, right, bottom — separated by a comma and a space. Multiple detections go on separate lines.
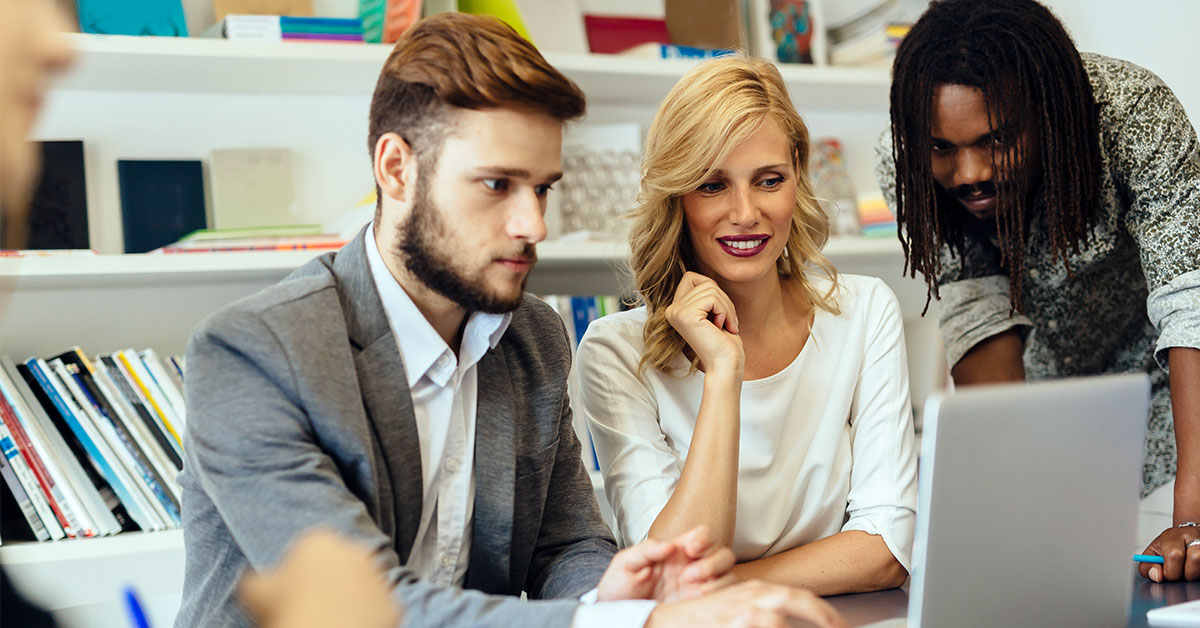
354, 336, 423, 562
466, 346, 515, 594
334, 228, 423, 562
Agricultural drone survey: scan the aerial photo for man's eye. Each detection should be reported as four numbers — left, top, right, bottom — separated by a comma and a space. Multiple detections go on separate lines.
931, 143, 951, 153
535, 184, 554, 197
483, 179, 508, 192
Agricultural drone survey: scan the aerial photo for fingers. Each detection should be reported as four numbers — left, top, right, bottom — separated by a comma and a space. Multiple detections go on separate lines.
1187, 539, 1200, 581
238, 572, 273, 622
615, 538, 676, 574
745, 583, 847, 628
671, 273, 739, 333
681, 546, 736, 584
1140, 537, 1161, 581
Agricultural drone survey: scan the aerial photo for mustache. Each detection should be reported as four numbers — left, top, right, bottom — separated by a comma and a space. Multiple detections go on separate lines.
500, 243, 538, 264
951, 181, 998, 200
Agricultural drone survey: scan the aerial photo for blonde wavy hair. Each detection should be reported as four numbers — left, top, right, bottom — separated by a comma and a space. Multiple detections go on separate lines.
631, 54, 840, 376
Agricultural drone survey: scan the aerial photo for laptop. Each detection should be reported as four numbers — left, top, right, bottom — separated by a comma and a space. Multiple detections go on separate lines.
907, 374, 1150, 628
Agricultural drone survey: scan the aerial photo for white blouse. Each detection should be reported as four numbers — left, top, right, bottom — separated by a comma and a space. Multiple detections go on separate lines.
576, 273, 919, 571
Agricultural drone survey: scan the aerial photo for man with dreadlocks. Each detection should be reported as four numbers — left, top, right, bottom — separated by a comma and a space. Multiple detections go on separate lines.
876, 0, 1200, 583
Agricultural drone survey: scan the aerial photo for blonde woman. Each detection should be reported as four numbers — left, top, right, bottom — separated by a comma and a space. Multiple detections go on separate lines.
576, 56, 918, 596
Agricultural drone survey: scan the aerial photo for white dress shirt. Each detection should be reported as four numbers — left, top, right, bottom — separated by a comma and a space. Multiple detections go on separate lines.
365, 229, 655, 626
577, 273, 919, 572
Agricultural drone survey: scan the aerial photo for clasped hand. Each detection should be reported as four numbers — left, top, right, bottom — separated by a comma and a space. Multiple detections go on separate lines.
665, 272, 745, 377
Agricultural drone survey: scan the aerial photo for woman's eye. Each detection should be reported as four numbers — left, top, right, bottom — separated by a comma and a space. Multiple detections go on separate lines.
698, 181, 724, 193
760, 176, 785, 189
483, 178, 508, 192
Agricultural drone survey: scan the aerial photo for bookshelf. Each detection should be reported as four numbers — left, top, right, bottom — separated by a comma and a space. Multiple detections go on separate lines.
7, 32, 936, 628
59, 33, 890, 108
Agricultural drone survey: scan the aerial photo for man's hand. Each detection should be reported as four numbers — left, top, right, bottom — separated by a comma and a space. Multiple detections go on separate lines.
1140, 525, 1200, 582
597, 526, 736, 603
240, 529, 403, 628
645, 580, 848, 628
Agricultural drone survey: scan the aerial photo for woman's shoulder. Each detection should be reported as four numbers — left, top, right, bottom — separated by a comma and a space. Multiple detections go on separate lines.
810, 272, 898, 314
578, 305, 649, 356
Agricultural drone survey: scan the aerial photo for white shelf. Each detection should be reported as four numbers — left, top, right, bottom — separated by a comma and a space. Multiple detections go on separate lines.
0, 529, 182, 564
56, 33, 890, 109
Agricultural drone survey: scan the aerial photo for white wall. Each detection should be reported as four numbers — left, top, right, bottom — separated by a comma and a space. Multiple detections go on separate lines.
1041, 0, 1200, 125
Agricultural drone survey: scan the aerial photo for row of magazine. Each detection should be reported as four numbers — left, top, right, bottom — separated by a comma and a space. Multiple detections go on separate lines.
0, 349, 185, 544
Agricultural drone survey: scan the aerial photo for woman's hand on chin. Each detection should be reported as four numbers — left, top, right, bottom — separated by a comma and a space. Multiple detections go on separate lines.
665, 272, 745, 378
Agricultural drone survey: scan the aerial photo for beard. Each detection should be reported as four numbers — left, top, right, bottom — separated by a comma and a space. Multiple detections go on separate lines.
396, 179, 534, 314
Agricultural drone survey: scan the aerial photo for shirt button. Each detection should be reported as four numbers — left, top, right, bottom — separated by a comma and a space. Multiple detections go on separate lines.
1030, 269, 1040, 279
446, 458, 460, 473
437, 354, 450, 368
1047, 320, 1058, 330
441, 555, 454, 567
1063, 357, 1073, 366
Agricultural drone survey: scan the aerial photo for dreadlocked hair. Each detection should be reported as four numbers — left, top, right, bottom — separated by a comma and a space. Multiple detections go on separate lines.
889, 0, 1101, 314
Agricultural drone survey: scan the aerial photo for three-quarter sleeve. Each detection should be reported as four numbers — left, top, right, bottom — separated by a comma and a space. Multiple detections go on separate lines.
1108, 74, 1200, 370
576, 317, 682, 547
840, 279, 920, 572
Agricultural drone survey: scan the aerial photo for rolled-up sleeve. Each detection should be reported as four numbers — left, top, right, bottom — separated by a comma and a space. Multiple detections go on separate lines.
575, 319, 681, 547
841, 280, 920, 572
938, 275, 1034, 369
1109, 77, 1200, 371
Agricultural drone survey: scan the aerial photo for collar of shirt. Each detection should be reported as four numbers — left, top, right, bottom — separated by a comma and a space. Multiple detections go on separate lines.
363, 225, 510, 388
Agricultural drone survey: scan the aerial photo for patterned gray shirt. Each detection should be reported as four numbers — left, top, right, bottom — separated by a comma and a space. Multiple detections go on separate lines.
876, 53, 1200, 495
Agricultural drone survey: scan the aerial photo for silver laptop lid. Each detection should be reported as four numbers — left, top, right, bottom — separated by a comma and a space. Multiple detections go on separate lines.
909, 374, 1149, 628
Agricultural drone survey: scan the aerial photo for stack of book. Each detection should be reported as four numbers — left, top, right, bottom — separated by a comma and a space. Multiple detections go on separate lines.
0, 349, 186, 543
857, 194, 898, 239
157, 226, 348, 254
205, 15, 365, 43
825, 0, 914, 67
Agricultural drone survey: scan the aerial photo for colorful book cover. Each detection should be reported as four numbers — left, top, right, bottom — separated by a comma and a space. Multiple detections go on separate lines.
0, 422, 58, 541
21, 359, 138, 532
119, 351, 184, 449
99, 355, 183, 469
47, 359, 161, 532
0, 387, 75, 536
57, 352, 181, 525
0, 439, 50, 542
569, 296, 600, 346
3, 357, 116, 536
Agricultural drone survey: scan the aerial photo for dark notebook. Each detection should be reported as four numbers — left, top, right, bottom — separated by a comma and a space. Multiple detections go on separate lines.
118, 159, 206, 254
6, 140, 89, 250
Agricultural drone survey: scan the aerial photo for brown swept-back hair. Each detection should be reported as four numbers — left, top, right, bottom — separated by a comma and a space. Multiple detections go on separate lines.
366, 12, 586, 215
631, 55, 840, 376
889, 0, 1101, 313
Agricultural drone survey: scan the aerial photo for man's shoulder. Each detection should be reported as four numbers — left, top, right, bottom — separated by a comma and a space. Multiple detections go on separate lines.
193, 253, 341, 341
1082, 52, 1169, 112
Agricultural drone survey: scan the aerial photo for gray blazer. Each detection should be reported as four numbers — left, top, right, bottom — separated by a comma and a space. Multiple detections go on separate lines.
174, 230, 616, 627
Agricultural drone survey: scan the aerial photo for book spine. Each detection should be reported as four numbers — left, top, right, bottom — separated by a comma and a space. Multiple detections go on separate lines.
280, 32, 364, 41
101, 355, 183, 469
27, 359, 141, 532
18, 361, 130, 534
5, 358, 112, 536
137, 350, 187, 427
0, 429, 53, 541
0, 389, 74, 536
119, 351, 183, 449
91, 363, 181, 502
50, 360, 162, 532
64, 363, 180, 527
279, 16, 363, 28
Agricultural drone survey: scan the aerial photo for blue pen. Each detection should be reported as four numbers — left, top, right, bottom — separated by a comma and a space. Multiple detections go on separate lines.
123, 586, 151, 628
1134, 554, 1165, 565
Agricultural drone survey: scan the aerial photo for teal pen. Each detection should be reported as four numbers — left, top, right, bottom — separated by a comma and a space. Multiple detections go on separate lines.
124, 586, 151, 628
1134, 554, 1165, 564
